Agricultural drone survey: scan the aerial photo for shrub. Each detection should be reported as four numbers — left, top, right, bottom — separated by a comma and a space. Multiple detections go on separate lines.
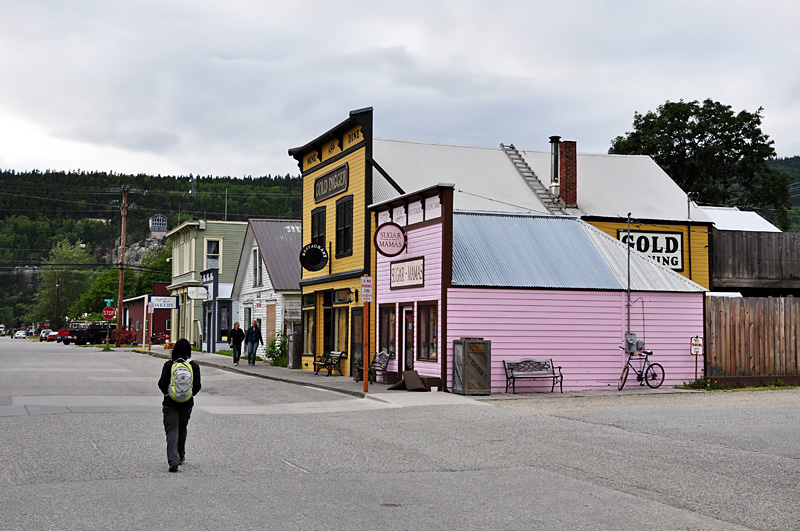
266, 332, 289, 367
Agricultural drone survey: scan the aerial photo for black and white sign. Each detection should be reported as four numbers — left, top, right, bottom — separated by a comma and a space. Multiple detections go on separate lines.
617, 230, 683, 271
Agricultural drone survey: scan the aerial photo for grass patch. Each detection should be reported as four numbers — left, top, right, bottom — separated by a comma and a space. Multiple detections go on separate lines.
679, 377, 800, 391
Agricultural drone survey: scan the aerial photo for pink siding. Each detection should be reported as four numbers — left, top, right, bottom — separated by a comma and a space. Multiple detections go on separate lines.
446, 289, 704, 392
376, 223, 444, 379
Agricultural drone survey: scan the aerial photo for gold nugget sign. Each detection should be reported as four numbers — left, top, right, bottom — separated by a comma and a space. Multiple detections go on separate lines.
314, 164, 349, 203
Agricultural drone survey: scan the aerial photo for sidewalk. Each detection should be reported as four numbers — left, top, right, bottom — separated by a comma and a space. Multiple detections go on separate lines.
134, 346, 699, 403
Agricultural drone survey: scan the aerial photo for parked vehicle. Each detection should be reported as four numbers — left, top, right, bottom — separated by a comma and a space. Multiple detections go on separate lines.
39, 329, 53, 341
63, 321, 116, 346
13, 330, 26, 339
47, 331, 59, 342
56, 329, 68, 343
151, 331, 170, 344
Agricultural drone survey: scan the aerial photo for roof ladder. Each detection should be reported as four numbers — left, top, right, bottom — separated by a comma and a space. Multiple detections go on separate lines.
500, 143, 566, 215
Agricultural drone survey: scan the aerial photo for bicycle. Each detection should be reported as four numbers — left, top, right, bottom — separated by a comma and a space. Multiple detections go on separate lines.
618, 346, 664, 390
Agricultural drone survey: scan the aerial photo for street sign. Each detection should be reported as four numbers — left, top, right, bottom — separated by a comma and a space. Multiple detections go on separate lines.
44, 321, 50, 328
148, 302, 155, 314
690, 336, 703, 355
102, 306, 116, 320
360, 275, 373, 303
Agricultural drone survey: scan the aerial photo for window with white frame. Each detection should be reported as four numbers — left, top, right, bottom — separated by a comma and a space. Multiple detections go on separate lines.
206, 239, 220, 270
252, 248, 262, 287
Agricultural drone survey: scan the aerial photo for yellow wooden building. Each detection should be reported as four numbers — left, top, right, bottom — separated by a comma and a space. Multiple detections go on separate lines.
288, 108, 377, 375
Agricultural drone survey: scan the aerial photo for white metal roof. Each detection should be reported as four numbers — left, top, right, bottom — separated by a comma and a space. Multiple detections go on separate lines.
373, 138, 551, 214
373, 138, 708, 223
521, 150, 711, 222
698, 206, 780, 232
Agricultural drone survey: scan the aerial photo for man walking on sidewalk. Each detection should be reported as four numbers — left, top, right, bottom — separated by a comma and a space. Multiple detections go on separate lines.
228, 321, 245, 366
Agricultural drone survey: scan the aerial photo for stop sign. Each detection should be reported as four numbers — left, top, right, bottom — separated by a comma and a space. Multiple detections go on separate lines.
102, 306, 116, 320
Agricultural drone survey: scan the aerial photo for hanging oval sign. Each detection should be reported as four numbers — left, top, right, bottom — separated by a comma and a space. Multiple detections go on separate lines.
300, 243, 329, 271
374, 222, 407, 257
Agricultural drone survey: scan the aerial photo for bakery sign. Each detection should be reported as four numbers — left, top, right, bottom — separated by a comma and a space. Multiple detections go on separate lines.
374, 222, 407, 257
390, 257, 424, 289
617, 230, 683, 270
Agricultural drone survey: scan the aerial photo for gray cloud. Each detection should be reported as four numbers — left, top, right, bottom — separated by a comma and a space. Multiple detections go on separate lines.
0, 0, 798, 177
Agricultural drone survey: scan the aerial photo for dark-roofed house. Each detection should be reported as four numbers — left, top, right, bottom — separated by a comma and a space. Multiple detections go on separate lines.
231, 219, 303, 362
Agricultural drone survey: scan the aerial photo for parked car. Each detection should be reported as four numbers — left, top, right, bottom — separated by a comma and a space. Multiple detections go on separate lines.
47, 331, 59, 342
13, 330, 26, 339
39, 329, 53, 341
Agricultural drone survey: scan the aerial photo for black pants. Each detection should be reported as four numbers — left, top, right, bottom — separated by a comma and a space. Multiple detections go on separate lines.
162, 405, 192, 467
231, 342, 242, 364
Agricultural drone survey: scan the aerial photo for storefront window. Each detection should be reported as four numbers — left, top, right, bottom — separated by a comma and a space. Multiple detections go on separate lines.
417, 303, 437, 361
333, 307, 348, 352
379, 306, 396, 358
303, 309, 315, 355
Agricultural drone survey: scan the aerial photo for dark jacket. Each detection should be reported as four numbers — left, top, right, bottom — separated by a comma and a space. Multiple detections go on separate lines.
158, 359, 202, 408
245, 325, 263, 346
229, 327, 245, 346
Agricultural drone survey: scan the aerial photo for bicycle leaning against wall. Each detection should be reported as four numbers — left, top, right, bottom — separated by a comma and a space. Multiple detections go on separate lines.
618, 345, 665, 391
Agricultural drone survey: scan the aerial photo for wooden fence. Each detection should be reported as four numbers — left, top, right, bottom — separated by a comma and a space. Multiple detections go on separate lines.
705, 296, 800, 377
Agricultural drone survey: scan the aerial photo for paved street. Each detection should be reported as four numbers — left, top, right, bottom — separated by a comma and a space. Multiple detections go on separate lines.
1, 338, 798, 530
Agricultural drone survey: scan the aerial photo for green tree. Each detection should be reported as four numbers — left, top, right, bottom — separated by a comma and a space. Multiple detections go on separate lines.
32, 240, 94, 329
133, 245, 172, 296
609, 99, 791, 229
70, 268, 136, 317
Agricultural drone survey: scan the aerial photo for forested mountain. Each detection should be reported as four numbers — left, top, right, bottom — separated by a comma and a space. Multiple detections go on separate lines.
0, 170, 301, 329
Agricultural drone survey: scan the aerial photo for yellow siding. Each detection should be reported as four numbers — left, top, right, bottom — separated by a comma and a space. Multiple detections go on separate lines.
589, 221, 710, 289
302, 148, 367, 279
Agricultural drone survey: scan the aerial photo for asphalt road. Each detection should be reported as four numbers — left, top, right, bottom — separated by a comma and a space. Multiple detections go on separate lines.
1, 338, 798, 530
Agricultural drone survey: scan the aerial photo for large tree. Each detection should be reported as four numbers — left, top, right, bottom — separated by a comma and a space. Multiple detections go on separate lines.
31, 240, 94, 329
609, 99, 791, 229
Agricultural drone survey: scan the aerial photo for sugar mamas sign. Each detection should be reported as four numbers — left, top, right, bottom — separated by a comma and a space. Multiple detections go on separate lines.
390, 257, 424, 289
374, 222, 407, 257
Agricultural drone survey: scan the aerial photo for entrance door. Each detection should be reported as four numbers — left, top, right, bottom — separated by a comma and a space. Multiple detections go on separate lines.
402, 307, 414, 373
350, 308, 363, 378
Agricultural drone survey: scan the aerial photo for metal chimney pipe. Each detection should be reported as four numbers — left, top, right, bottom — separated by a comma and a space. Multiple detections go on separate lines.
549, 135, 561, 197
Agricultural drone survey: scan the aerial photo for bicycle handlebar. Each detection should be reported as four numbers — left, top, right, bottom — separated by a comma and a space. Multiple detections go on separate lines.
618, 346, 654, 356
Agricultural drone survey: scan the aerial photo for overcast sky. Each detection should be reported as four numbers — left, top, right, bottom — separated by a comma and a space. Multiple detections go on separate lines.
1, 1, 798, 178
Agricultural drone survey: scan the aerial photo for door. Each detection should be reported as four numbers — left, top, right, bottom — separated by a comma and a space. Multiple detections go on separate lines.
402, 306, 414, 373
350, 308, 363, 378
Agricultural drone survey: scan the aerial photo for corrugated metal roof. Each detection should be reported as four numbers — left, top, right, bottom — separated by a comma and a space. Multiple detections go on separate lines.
521, 150, 712, 222
452, 212, 620, 289
373, 138, 552, 214
699, 206, 780, 232
581, 223, 706, 292
451, 212, 705, 292
250, 219, 302, 291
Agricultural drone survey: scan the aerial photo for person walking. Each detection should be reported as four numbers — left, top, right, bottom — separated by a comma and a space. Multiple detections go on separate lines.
244, 320, 263, 366
228, 321, 245, 366
158, 338, 201, 472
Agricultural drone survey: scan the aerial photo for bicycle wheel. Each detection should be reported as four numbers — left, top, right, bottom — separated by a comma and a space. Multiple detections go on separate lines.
644, 363, 665, 388
618, 364, 629, 391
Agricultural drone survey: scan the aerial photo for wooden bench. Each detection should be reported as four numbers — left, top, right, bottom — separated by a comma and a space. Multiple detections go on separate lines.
313, 350, 347, 376
503, 358, 563, 394
354, 351, 391, 383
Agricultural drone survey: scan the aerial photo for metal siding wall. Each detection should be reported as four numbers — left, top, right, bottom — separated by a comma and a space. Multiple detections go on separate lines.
445, 288, 704, 392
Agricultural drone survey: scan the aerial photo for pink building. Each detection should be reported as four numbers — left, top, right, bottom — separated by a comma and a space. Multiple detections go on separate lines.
372, 185, 705, 393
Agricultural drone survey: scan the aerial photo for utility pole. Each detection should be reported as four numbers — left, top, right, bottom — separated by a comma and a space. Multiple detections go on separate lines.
116, 185, 128, 347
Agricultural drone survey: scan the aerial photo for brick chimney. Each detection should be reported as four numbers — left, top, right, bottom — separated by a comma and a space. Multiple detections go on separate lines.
559, 140, 577, 208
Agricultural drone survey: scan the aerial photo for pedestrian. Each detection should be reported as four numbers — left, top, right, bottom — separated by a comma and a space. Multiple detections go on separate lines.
228, 321, 245, 366
244, 319, 263, 366
158, 338, 201, 472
